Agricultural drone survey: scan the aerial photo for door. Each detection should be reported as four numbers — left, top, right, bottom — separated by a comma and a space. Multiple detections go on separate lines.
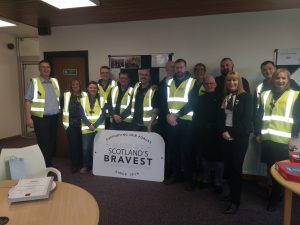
44, 51, 89, 157
22, 63, 39, 137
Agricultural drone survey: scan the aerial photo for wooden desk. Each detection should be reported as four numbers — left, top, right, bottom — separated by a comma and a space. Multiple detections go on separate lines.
271, 164, 300, 225
0, 180, 99, 225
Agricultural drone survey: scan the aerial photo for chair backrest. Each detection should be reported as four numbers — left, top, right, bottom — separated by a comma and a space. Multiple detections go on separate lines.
0, 145, 47, 180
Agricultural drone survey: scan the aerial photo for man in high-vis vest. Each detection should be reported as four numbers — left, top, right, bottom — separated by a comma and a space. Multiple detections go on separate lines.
253, 61, 300, 123
130, 68, 159, 132
193, 62, 207, 96
98, 65, 117, 129
24, 60, 60, 167
255, 68, 300, 211
107, 72, 133, 130
163, 59, 199, 191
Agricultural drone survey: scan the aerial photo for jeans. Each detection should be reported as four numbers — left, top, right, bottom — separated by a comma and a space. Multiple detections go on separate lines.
66, 126, 82, 169
82, 132, 97, 170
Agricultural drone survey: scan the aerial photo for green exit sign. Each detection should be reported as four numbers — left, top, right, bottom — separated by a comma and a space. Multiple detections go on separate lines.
63, 69, 77, 75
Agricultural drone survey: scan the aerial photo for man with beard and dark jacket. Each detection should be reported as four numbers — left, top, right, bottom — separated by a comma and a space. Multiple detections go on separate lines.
162, 58, 199, 191
215, 58, 250, 96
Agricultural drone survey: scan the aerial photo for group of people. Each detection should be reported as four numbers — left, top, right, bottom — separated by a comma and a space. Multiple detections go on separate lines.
24, 57, 300, 215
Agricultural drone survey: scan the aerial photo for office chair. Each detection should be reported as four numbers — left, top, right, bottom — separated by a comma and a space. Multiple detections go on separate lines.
0, 145, 62, 181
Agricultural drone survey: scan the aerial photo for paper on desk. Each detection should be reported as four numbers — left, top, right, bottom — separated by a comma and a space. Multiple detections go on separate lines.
8, 177, 53, 203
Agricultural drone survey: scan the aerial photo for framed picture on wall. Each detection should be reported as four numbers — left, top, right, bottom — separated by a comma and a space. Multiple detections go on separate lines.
110, 57, 126, 68
125, 56, 141, 68
151, 53, 169, 67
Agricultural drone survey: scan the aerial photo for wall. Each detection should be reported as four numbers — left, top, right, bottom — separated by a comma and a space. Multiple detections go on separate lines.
38, 8, 300, 175
39, 8, 300, 92
0, 33, 21, 138
1, 9, 299, 139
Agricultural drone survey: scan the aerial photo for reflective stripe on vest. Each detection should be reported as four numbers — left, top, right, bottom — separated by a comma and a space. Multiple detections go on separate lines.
63, 91, 87, 129
111, 86, 133, 122
80, 96, 105, 134
98, 80, 116, 110
261, 90, 299, 144
128, 82, 155, 125
98, 80, 116, 101
31, 77, 60, 118
167, 77, 195, 120
256, 83, 263, 109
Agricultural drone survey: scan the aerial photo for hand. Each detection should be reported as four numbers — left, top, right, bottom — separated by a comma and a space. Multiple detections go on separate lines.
113, 114, 122, 123
289, 138, 298, 151
255, 135, 262, 143
147, 124, 152, 132
89, 124, 95, 131
222, 131, 232, 141
166, 114, 177, 126
26, 118, 34, 128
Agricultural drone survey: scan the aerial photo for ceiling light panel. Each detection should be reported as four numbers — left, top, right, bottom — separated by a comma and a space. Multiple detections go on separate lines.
41, 0, 99, 9
0, 19, 16, 27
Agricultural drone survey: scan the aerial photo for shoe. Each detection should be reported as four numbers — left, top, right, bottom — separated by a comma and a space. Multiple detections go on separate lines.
71, 168, 79, 173
163, 174, 177, 185
224, 203, 238, 214
80, 168, 88, 174
184, 182, 194, 192
214, 185, 223, 194
198, 182, 210, 189
221, 194, 231, 202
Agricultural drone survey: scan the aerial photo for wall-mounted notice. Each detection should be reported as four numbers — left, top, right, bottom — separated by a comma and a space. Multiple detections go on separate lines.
276, 48, 300, 66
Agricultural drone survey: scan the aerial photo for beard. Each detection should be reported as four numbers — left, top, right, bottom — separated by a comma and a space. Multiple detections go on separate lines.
221, 69, 230, 76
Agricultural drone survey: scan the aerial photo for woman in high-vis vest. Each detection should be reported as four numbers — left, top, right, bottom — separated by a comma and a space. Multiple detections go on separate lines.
80, 81, 106, 173
61, 79, 86, 173
255, 68, 300, 211
218, 71, 253, 214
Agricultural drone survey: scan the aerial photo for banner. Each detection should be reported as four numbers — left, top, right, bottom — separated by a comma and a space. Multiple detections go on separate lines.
93, 130, 165, 182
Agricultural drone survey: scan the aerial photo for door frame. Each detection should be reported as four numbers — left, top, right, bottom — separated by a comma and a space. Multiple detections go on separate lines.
44, 50, 89, 84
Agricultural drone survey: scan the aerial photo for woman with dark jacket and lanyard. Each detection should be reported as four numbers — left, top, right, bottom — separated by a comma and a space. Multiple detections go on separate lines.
255, 68, 300, 211
61, 79, 86, 173
218, 71, 253, 214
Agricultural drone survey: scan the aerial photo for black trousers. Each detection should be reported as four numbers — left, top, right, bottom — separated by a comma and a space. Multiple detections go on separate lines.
222, 135, 249, 205
66, 126, 82, 169
155, 116, 169, 178
32, 115, 58, 167
261, 141, 289, 201
167, 119, 193, 182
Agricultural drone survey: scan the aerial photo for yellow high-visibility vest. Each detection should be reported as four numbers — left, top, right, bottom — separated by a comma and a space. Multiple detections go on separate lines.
167, 77, 196, 121
199, 84, 206, 96
98, 80, 116, 108
110, 86, 133, 123
128, 82, 156, 126
80, 96, 105, 134
62, 91, 87, 129
31, 77, 60, 118
261, 89, 299, 144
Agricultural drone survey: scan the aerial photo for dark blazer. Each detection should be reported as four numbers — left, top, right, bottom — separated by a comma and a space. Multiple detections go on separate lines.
218, 92, 253, 138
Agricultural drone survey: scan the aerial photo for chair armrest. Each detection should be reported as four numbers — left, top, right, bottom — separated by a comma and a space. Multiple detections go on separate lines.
45, 167, 62, 181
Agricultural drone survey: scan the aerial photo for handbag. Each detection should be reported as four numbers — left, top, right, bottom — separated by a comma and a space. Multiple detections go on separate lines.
7, 157, 26, 179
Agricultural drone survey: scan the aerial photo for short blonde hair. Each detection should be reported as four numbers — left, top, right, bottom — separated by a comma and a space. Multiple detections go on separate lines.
273, 68, 291, 80
224, 71, 245, 95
